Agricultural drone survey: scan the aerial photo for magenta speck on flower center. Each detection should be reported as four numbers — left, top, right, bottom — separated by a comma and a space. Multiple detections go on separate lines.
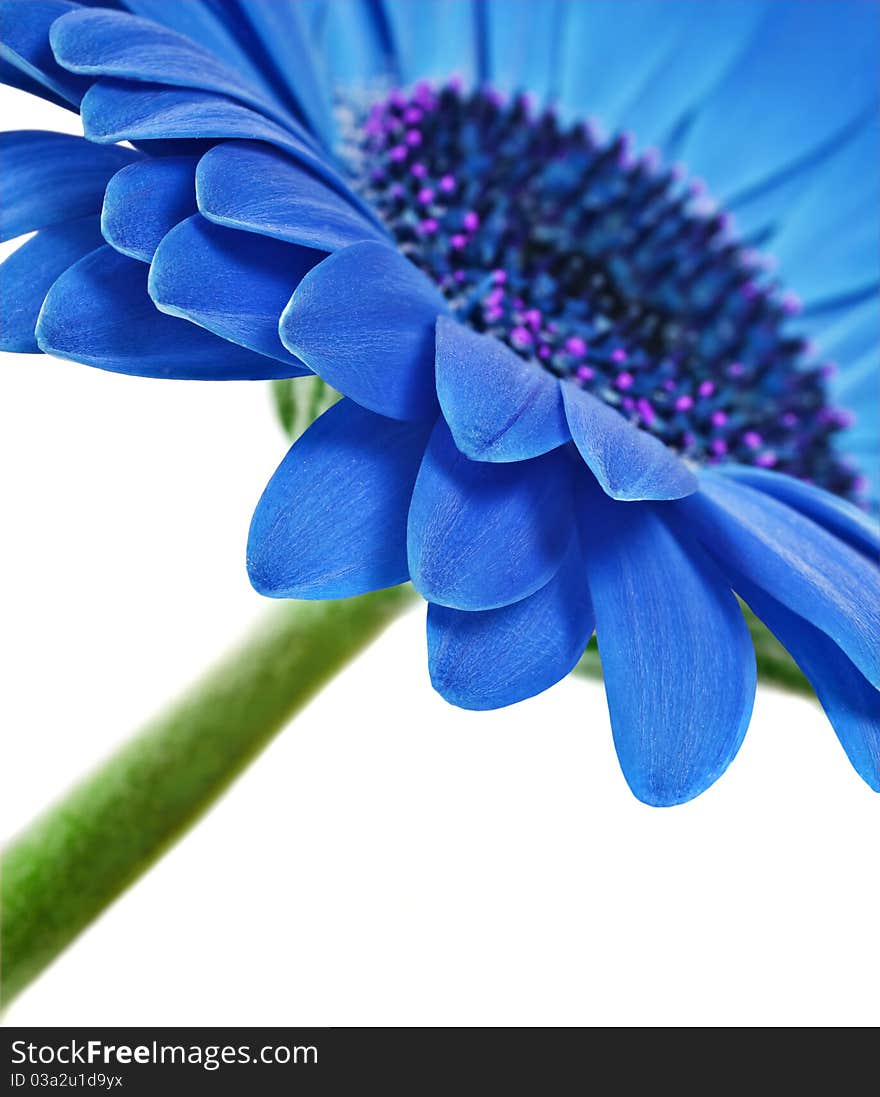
355, 81, 858, 496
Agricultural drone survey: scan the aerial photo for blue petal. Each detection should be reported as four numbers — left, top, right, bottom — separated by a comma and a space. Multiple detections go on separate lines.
0, 130, 139, 242
79, 80, 354, 203
36, 244, 295, 379
148, 214, 319, 369
735, 574, 879, 792
435, 317, 570, 462
561, 380, 697, 500
427, 535, 595, 710
247, 398, 432, 599
381, 0, 478, 86
407, 418, 575, 611
0, 0, 89, 105
611, 2, 770, 156
724, 109, 873, 245
833, 344, 879, 423
555, 0, 768, 145
676, 473, 880, 687
280, 241, 448, 421
581, 488, 756, 807
216, 0, 335, 145
0, 217, 103, 352
101, 155, 198, 262
196, 142, 389, 251
120, 0, 288, 112
803, 294, 879, 365
307, 0, 399, 87
747, 115, 879, 303
715, 466, 879, 561
0, 52, 74, 110
482, 0, 566, 102
678, 1, 879, 201
50, 8, 297, 130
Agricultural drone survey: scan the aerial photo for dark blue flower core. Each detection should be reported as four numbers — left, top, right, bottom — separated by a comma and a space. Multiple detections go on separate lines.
354, 81, 858, 497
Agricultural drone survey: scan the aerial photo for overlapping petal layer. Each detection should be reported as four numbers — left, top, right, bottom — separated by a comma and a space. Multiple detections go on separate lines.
0, 0, 876, 806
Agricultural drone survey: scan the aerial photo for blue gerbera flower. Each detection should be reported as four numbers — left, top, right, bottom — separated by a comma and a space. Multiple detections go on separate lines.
1, 0, 878, 805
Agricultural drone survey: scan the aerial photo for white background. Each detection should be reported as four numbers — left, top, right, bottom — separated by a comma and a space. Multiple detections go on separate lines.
2, 87, 878, 1028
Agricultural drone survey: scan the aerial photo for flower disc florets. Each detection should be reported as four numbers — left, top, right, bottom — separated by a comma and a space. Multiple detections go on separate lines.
356, 81, 857, 497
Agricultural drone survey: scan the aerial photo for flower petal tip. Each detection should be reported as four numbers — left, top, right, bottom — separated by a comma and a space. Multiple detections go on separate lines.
435, 316, 571, 463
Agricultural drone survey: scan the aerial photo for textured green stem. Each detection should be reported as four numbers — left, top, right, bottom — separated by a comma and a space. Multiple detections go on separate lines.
573, 606, 815, 697
2, 586, 812, 1008
1, 585, 415, 1007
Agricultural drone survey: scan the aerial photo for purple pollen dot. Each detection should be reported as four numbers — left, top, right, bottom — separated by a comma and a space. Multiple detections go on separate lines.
453, 270, 466, 283
463, 210, 480, 231
523, 308, 542, 330
743, 431, 763, 449
711, 410, 728, 428
538, 346, 551, 360
780, 290, 802, 315
565, 335, 587, 357
675, 395, 694, 411
410, 162, 428, 178
450, 233, 468, 249
576, 364, 595, 381
389, 144, 407, 162
584, 117, 604, 143
642, 147, 661, 173
419, 218, 439, 236
389, 182, 405, 199
710, 439, 728, 456
403, 107, 423, 124
755, 450, 778, 468
510, 326, 533, 349
492, 269, 507, 285
439, 174, 456, 193
698, 380, 715, 398
781, 411, 799, 428
637, 399, 656, 426
621, 396, 636, 410
405, 129, 423, 147
615, 372, 635, 391
662, 379, 677, 392
727, 362, 746, 378
417, 187, 435, 204
610, 347, 628, 364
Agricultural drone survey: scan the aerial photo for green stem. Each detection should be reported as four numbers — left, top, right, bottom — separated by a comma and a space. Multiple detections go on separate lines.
1, 585, 415, 1007
2, 585, 812, 1008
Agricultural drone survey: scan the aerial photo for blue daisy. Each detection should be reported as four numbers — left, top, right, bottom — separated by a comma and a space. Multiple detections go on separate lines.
1, 0, 877, 805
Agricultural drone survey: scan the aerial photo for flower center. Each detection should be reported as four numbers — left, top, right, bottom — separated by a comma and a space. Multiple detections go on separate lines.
351, 80, 858, 497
